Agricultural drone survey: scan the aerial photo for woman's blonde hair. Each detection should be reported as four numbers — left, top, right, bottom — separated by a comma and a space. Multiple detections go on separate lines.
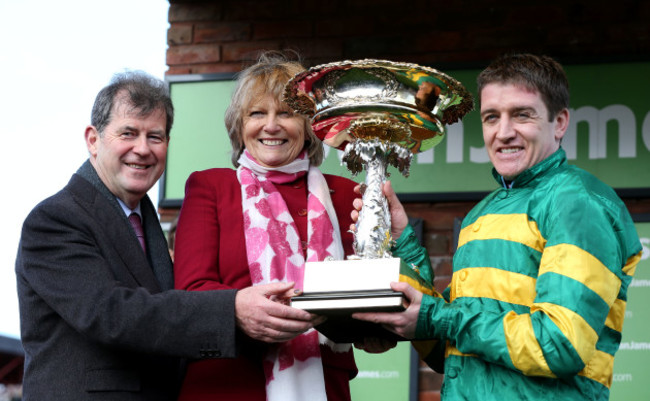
224, 51, 323, 167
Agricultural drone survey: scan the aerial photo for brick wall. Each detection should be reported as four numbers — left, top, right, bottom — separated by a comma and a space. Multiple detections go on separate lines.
163, 1, 650, 400
166, 0, 650, 74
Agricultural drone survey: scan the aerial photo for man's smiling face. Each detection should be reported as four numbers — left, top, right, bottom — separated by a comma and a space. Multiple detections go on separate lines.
480, 83, 568, 181
85, 93, 168, 208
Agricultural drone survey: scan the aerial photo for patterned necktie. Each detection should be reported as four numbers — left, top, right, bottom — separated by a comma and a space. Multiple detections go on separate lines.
128, 213, 146, 252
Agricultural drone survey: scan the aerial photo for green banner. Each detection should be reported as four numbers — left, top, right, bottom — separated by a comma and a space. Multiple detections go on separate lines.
350, 342, 416, 401
163, 62, 650, 204
610, 221, 650, 400
164, 78, 237, 204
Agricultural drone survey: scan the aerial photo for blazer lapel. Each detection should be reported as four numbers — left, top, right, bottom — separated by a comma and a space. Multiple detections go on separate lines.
69, 167, 162, 292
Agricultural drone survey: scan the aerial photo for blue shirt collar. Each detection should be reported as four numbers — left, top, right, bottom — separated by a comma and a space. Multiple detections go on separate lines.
116, 197, 142, 219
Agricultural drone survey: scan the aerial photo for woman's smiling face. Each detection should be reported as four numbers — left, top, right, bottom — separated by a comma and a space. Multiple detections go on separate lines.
242, 94, 306, 168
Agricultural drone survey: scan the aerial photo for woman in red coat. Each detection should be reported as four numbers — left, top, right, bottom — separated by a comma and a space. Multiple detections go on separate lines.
174, 52, 358, 401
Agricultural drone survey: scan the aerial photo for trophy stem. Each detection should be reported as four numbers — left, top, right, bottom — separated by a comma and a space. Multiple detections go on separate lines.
345, 139, 412, 259
356, 150, 392, 259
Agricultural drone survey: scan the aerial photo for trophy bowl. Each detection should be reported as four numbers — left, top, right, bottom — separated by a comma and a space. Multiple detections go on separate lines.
284, 59, 473, 342
284, 59, 473, 159
285, 59, 473, 258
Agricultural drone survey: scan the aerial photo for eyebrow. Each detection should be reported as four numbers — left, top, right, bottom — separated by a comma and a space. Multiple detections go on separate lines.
122, 125, 138, 132
510, 106, 539, 117
480, 106, 537, 117
119, 125, 166, 136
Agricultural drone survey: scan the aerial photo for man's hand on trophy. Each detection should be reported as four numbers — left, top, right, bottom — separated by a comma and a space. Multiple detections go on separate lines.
352, 281, 422, 339
235, 282, 326, 343
353, 337, 397, 354
350, 180, 409, 240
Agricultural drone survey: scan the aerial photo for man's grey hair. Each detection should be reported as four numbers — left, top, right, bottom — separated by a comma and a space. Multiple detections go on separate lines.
91, 70, 174, 137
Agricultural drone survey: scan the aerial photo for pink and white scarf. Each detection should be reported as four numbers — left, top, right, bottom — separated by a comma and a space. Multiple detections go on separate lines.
237, 150, 347, 401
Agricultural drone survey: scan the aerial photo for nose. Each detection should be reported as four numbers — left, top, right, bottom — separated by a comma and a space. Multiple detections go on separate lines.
495, 116, 515, 141
132, 134, 152, 155
263, 113, 281, 133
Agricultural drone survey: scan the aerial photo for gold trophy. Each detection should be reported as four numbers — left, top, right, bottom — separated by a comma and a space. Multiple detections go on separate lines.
285, 59, 473, 342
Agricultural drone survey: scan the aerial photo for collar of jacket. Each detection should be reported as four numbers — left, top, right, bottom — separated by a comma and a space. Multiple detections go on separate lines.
75, 159, 127, 214
491, 147, 567, 189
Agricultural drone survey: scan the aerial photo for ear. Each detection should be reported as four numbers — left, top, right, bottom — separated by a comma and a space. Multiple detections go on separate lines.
85, 126, 100, 158
554, 108, 570, 142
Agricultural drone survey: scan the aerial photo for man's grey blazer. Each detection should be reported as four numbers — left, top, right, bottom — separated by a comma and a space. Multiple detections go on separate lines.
16, 161, 237, 400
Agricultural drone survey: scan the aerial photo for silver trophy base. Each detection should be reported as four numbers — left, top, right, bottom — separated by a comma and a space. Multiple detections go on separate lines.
291, 257, 409, 343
